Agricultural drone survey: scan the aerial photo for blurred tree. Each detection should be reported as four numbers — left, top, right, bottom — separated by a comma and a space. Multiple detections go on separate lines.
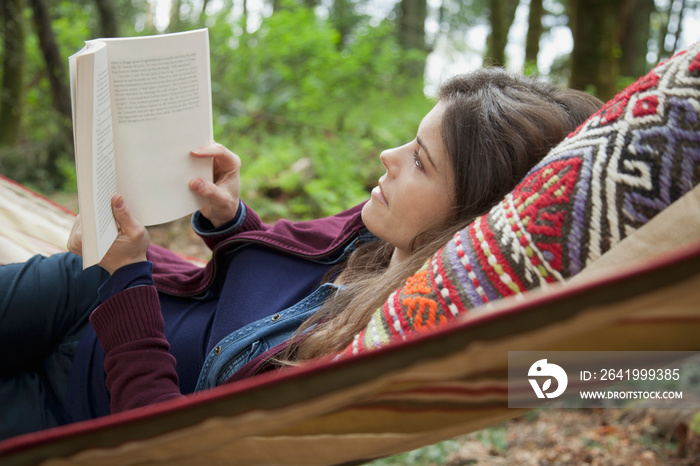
0, 0, 26, 146
26, 0, 73, 187
397, 0, 429, 79
10, 0, 699, 213
524, 0, 543, 74
569, 0, 628, 100
95, 0, 120, 37
198, 0, 212, 24
485, 0, 504, 65
168, 0, 183, 31
28, 0, 72, 124
271, 0, 319, 13
656, 0, 694, 59
484, 0, 519, 67
29, 0, 73, 184
619, 0, 654, 77
329, 0, 364, 47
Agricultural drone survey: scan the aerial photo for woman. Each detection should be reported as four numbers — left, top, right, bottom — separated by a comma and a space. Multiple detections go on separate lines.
0, 68, 603, 439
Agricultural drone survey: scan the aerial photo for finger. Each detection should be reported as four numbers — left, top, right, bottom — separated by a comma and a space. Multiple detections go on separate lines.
67, 214, 83, 256
110, 194, 143, 237
190, 143, 240, 172
67, 235, 82, 256
189, 178, 232, 207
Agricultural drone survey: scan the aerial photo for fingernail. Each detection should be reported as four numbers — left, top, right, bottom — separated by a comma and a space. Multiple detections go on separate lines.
191, 147, 203, 155
114, 195, 125, 209
193, 179, 204, 192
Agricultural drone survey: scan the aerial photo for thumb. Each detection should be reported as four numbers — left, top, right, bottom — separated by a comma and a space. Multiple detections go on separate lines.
111, 195, 140, 235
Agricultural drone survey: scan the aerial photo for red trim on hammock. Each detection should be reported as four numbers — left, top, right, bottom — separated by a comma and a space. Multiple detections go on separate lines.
0, 174, 77, 217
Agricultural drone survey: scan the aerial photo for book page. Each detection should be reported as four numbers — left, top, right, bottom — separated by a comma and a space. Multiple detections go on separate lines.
92, 51, 119, 256
69, 41, 119, 268
104, 29, 213, 226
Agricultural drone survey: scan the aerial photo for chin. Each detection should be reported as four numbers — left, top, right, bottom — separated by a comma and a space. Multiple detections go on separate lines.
360, 201, 373, 228
360, 202, 383, 240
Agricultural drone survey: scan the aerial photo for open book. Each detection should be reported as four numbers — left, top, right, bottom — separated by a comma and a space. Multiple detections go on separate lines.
69, 28, 213, 268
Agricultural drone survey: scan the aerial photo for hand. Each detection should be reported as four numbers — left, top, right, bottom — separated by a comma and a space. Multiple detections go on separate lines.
98, 195, 150, 275
189, 143, 241, 228
67, 214, 84, 257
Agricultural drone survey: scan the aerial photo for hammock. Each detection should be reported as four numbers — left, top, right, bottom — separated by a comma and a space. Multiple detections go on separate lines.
1, 43, 700, 465
0, 182, 697, 466
0, 175, 75, 265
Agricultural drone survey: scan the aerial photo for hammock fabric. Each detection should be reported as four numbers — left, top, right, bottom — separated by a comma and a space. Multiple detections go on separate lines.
0, 175, 75, 265
1, 43, 700, 465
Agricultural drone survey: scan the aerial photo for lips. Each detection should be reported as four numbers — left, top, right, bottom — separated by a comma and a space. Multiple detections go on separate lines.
372, 183, 388, 206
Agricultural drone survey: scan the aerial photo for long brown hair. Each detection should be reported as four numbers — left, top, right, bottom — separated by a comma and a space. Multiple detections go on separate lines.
285, 68, 604, 362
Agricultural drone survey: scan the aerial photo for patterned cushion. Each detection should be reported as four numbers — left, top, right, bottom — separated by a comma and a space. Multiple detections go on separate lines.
342, 42, 700, 356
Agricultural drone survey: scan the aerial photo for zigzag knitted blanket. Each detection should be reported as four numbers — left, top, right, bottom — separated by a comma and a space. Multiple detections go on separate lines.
342, 42, 700, 356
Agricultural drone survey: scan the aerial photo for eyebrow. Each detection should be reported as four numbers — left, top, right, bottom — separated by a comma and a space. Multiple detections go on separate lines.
416, 137, 437, 170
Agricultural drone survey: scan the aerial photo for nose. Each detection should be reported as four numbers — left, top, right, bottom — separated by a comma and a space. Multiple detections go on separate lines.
379, 146, 401, 176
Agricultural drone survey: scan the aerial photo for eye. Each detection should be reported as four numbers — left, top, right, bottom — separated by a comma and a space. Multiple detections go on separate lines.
413, 150, 425, 172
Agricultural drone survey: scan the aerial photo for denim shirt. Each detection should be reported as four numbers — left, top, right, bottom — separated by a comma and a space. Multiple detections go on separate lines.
195, 282, 337, 390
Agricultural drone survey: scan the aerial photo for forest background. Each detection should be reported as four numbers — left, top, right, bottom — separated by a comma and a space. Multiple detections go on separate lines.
2, 0, 700, 463
1, 0, 699, 222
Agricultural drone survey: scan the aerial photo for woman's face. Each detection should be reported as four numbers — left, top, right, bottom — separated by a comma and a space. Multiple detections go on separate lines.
362, 101, 455, 263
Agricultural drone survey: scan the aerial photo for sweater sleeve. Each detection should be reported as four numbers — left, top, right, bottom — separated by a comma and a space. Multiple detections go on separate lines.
192, 201, 270, 251
89, 286, 184, 413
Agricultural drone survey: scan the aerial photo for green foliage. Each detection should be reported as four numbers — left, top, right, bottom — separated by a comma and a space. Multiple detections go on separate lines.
206, 4, 431, 220
365, 425, 507, 465
366, 439, 462, 465
523, 59, 540, 77
475, 425, 508, 453
691, 412, 700, 435
0, 4, 85, 192
3, 1, 429, 221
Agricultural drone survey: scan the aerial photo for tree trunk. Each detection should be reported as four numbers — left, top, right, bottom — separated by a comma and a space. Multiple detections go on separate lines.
486, 0, 504, 66
524, 0, 543, 74
569, 0, 628, 101
619, 0, 654, 77
28, 0, 72, 123
656, 0, 689, 59
568, 0, 577, 46
168, 0, 181, 32
397, 0, 428, 79
242, 0, 248, 32
670, 0, 686, 56
398, 0, 427, 51
484, 0, 520, 67
27, 0, 74, 189
658, 0, 672, 58
198, 0, 211, 24
94, 0, 120, 37
0, 0, 25, 146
